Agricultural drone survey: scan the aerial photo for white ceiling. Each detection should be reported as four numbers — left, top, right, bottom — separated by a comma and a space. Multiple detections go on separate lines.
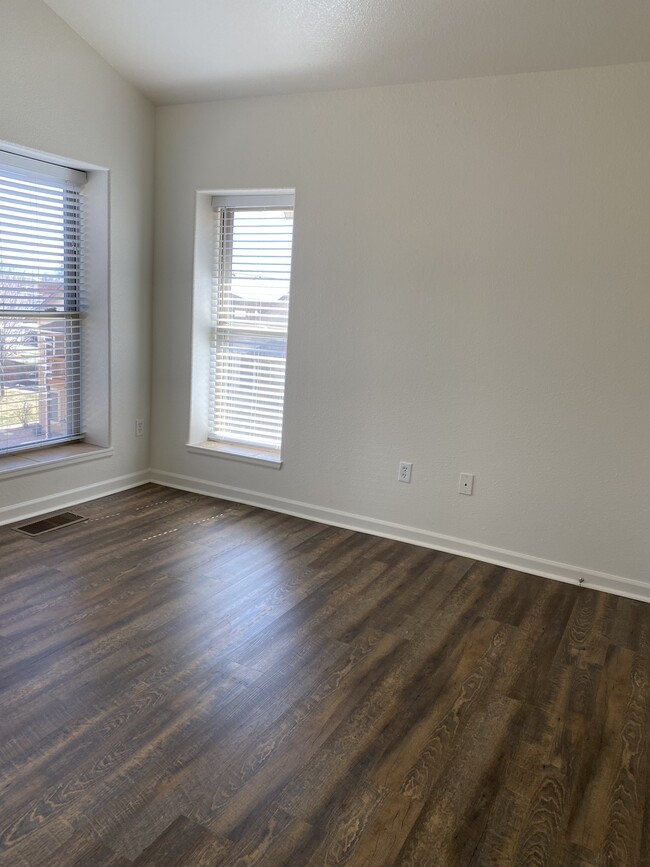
42, 0, 650, 105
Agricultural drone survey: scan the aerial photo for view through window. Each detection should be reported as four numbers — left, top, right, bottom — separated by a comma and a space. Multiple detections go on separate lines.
210, 195, 294, 454
0, 155, 85, 454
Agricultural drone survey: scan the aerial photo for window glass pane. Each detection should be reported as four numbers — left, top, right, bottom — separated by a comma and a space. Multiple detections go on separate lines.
0, 164, 83, 454
0, 177, 80, 312
217, 209, 292, 332
210, 203, 293, 451
212, 332, 287, 449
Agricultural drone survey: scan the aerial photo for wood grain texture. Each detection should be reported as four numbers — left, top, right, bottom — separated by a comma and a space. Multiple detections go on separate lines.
1, 483, 649, 865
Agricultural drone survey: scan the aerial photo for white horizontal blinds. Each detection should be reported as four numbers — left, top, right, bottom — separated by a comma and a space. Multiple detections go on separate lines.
210, 199, 294, 450
0, 155, 85, 454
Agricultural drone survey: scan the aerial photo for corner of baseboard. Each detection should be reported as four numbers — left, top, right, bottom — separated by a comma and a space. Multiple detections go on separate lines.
0, 469, 151, 528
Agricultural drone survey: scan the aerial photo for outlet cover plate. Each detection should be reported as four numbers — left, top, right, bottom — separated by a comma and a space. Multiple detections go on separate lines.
458, 473, 474, 495
398, 461, 413, 483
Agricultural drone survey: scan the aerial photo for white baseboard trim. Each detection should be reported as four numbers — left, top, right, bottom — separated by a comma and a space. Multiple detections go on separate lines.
0, 469, 151, 528
149, 467, 650, 605
5, 465, 646, 605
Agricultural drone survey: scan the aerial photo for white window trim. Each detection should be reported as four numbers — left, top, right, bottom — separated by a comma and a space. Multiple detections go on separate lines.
0, 141, 111, 477
186, 440, 282, 468
0, 149, 87, 186
187, 188, 294, 468
0, 442, 114, 480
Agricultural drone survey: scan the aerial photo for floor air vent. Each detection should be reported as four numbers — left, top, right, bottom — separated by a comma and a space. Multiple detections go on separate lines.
14, 512, 87, 537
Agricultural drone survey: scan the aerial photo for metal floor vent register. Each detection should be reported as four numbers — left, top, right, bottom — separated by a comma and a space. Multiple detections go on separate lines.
14, 512, 87, 537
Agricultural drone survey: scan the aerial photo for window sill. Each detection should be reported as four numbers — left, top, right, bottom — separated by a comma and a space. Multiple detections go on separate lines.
0, 442, 113, 480
186, 441, 282, 469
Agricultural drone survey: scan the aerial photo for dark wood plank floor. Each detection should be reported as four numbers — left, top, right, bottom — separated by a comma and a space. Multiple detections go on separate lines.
1, 483, 649, 866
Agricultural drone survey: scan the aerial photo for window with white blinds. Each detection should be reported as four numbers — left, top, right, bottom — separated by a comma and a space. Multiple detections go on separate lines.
210, 193, 294, 454
0, 152, 86, 455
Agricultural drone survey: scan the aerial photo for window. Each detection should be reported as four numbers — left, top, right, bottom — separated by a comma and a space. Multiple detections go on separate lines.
209, 193, 294, 459
0, 152, 86, 455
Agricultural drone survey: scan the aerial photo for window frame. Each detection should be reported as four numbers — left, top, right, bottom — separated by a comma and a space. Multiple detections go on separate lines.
0, 152, 86, 456
0, 145, 111, 478
188, 189, 295, 468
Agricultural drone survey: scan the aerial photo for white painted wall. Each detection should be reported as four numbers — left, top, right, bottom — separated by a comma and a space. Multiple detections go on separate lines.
0, 0, 154, 517
152, 62, 650, 596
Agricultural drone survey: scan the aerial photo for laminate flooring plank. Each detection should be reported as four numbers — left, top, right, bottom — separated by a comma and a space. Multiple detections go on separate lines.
131, 815, 231, 866
0, 659, 255, 863
557, 842, 598, 866
79, 556, 364, 856
566, 644, 649, 865
182, 512, 346, 576
178, 522, 350, 589
608, 594, 650, 657
190, 630, 403, 838
0, 573, 185, 683
397, 558, 520, 649
489, 577, 576, 700
276, 616, 506, 825
557, 588, 613, 668
223, 558, 389, 672
81, 632, 355, 857
509, 766, 570, 866
47, 825, 132, 867
395, 693, 524, 867
0, 636, 157, 742
473, 643, 624, 863
1, 536, 323, 721
499, 583, 580, 708
640, 788, 650, 867
1, 644, 258, 821
478, 567, 549, 627
346, 620, 520, 867
468, 591, 612, 865
85, 632, 344, 855
216, 803, 311, 867
335, 548, 475, 644
0, 565, 79, 623
302, 780, 386, 867
0, 652, 154, 785
36, 502, 256, 586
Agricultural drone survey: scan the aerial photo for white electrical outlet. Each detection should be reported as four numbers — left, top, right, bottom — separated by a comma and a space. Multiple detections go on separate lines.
398, 461, 412, 483
458, 473, 474, 495
135, 419, 145, 437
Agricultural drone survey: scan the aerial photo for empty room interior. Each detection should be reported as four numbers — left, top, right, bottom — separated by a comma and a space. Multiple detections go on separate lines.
1, 0, 650, 864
